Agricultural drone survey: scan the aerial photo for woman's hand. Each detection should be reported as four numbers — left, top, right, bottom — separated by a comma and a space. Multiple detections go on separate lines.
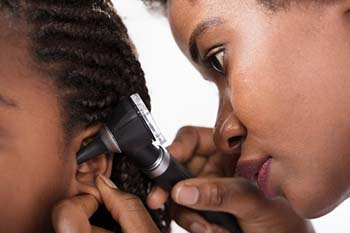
147, 127, 236, 210
52, 174, 160, 233
147, 126, 314, 233
171, 177, 314, 233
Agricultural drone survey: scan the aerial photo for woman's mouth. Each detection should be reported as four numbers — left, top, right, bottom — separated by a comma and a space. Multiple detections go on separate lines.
236, 157, 275, 198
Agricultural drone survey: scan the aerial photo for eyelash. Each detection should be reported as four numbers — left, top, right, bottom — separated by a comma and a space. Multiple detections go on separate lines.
203, 46, 226, 75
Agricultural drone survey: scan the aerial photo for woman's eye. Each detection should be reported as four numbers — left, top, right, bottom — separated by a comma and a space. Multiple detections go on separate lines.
206, 49, 225, 74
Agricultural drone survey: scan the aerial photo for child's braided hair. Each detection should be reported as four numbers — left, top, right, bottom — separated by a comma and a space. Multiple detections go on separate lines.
0, 0, 170, 232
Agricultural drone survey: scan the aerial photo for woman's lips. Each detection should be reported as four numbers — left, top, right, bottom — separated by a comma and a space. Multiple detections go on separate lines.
236, 157, 275, 198
257, 158, 274, 198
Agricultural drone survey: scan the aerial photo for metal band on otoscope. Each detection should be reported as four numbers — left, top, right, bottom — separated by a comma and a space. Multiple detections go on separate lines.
100, 125, 122, 153
143, 146, 170, 178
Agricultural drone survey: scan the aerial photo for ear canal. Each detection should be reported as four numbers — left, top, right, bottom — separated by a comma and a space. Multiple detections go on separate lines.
80, 136, 95, 151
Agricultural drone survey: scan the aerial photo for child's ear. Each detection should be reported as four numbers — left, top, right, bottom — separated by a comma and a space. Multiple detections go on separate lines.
72, 125, 114, 202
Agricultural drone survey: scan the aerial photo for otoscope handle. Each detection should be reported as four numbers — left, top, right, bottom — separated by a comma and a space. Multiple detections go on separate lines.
152, 149, 242, 233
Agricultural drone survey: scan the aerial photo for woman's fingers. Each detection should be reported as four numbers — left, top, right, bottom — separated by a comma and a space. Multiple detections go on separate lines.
147, 151, 230, 210
172, 205, 229, 233
91, 226, 114, 233
147, 126, 217, 210
171, 177, 268, 218
147, 185, 169, 209
52, 175, 161, 233
168, 126, 216, 163
174, 206, 211, 232
171, 177, 314, 233
96, 175, 160, 233
198, 151, 236, 178
52, 194, 99, 233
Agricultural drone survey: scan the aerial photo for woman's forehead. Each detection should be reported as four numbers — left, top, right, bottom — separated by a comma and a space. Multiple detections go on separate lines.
167, 0, 255, 52
167, 0, 332, 48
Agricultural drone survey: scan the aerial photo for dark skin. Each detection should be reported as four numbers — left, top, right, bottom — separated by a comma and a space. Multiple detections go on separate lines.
0, 15, 159, 233
147, 0, 349, 232
2, 1, 348, 232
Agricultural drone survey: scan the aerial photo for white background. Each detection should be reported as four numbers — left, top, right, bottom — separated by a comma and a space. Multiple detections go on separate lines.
115, 1, 350, 232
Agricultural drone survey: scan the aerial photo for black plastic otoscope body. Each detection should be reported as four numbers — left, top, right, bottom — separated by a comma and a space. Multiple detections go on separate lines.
76, 94, 242, 233
150, 147, 242, 233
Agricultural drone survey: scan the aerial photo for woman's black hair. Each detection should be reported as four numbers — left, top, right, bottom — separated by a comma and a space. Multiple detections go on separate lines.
0, 0, 170, 232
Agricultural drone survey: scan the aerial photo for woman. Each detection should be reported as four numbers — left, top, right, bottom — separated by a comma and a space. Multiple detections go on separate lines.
144, 0, 349, 232
0, 0, 169, 232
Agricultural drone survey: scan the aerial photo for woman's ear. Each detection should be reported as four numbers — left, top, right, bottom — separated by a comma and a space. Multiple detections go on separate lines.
71, 125, 114, 202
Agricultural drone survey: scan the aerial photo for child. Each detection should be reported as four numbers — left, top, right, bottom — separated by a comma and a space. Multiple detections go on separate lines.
0, 0, 169, 232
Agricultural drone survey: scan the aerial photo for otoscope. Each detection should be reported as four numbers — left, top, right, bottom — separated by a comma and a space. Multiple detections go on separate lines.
76, 93, 242, 233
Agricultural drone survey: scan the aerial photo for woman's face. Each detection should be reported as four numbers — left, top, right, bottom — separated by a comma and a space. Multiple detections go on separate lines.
0, 18, 78, 232
167, 0, 350, 218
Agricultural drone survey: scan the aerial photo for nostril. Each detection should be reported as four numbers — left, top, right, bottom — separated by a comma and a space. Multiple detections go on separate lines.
228, 136, 242, 148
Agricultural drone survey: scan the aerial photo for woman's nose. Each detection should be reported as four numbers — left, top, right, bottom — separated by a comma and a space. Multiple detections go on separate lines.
214, 112, 246, 154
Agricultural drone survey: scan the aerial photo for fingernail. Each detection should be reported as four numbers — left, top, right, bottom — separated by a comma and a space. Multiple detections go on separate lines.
189, 222, 207, 233
99, 174, 118, 190
175, 185, 199, 205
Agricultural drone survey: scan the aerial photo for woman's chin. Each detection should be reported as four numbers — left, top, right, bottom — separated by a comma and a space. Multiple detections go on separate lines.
290, 195, 345, 219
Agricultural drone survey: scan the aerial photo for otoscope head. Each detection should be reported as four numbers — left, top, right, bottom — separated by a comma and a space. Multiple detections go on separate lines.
130, 94, 166, 145
76, 93, 165, 165
76, 138, 107, 164
75, 94, 242, 233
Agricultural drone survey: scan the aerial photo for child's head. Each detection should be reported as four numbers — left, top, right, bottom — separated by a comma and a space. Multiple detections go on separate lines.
0, 0, 168, 232
144, 0, 350, 219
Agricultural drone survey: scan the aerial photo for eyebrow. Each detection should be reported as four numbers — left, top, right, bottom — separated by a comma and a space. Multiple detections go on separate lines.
0, 94, 18, 108
189, 17, 225, 62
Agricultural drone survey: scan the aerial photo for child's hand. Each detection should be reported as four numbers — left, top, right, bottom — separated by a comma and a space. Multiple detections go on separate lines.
147, 126, 314, 233
52, 174, 160, 233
